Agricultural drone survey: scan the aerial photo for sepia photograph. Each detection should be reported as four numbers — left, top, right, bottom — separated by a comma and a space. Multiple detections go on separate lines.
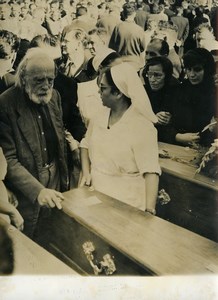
0, 0, 217, 298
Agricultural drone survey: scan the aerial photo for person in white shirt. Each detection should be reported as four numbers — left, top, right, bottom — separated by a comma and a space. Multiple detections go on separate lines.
80, 63, 160, 214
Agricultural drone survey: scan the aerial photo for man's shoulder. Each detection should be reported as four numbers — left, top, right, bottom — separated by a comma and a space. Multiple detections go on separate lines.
0, 86, 22, 107
50, 88, 62, 104
172, 15, 189, 23
116, 20, 143, 30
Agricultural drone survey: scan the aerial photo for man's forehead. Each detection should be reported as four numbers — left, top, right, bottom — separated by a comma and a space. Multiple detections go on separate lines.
26, 59, 55, 74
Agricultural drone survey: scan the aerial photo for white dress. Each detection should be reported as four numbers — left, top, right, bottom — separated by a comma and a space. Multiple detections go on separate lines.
80, 106, 161, 211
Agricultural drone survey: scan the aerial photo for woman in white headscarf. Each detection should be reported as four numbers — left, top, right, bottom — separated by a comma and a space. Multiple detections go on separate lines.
77, 48, 121, 127
79, 62, 161, 214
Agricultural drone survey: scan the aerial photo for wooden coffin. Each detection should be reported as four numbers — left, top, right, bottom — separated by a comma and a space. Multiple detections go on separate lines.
158, 143, 218, 242
41, 187, 218, 276
0, 218, 78, 275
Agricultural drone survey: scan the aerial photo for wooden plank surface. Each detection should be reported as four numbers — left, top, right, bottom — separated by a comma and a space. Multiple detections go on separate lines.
158, 142, 218, 191
61, 187, 218, 275
0, 218, 79, 275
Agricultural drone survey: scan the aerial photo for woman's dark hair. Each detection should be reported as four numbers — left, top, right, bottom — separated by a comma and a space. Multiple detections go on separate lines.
100, 52, 121, 68
183, 48, 216, 82
87, 51, 121, 80
0, 30, 20, 58
195, 6, 204, 17
101, 68, 120, 94
144, 56, 173, 84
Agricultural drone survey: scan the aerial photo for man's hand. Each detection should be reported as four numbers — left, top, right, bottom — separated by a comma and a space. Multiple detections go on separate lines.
37, 188, 64, 209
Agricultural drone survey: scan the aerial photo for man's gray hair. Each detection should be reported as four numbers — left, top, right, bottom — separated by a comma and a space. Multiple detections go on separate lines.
15, 48, 55, 88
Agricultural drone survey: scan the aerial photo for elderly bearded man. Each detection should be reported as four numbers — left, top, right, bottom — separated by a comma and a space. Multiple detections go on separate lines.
0, 48, 69, 240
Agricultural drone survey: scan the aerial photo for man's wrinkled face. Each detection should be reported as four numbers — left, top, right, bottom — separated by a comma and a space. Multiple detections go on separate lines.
61, 31, 84, 58
24, 60, 55, 105
61, 31, 85, 69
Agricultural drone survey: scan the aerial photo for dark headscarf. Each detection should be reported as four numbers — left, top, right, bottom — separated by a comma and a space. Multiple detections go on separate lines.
183, 48, 216, 85
144, 56, 173, 86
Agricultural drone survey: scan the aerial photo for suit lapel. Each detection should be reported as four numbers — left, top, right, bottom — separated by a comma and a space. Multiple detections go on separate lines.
17, 94, 42, 166
17, 90, 65, 165
47, 92, 65, 154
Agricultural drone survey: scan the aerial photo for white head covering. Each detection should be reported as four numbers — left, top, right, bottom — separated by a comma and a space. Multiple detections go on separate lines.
110, 62, 158, 123
92, 47, 116, 71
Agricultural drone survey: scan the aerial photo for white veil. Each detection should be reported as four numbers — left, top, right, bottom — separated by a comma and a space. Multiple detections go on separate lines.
110, 62, 158, 124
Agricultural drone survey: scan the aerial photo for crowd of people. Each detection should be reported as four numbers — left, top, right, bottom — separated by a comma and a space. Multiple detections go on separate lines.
0, 0, 217, 256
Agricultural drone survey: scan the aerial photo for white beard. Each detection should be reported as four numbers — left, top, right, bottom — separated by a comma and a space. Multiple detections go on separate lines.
25, 85, 52, 105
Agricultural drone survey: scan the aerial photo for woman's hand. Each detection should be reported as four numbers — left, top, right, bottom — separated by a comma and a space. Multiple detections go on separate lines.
156, 112, 171, 125
79, 173, 92, 187
175, 132, 200, 145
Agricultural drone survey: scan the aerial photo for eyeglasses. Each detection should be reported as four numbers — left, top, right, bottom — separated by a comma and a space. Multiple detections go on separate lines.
185, 66, 204, 73
146, 72, 164, 79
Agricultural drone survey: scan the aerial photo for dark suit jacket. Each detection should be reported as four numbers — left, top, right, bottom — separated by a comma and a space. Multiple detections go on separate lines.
0, 86, 68, 223
171, 16, 189, 42
54, 72, 86, 142
0, 72, 15, 95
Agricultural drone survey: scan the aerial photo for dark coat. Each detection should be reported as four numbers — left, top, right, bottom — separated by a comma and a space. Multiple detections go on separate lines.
144, 77, 179, 143
166, 80, 216, 145
0, 86, 69, 230
54, 72, 86, 141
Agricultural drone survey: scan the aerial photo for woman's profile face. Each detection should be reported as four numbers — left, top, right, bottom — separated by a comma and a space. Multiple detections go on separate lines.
185, 64, 204, 85
98, 73, 115, 108
147, 64, 165, 91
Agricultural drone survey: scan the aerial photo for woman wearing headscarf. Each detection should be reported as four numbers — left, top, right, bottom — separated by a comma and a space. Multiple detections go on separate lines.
77, 48, 121, 127
79, 63, 161, 214
168, 48, 217, 146
143, 56, 180, 142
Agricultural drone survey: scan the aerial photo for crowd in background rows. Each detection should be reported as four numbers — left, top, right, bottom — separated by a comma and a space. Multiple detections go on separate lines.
0, 0, 217, 147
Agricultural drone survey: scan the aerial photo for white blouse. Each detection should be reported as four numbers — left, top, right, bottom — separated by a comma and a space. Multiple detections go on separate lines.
80, 106, 161, 210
